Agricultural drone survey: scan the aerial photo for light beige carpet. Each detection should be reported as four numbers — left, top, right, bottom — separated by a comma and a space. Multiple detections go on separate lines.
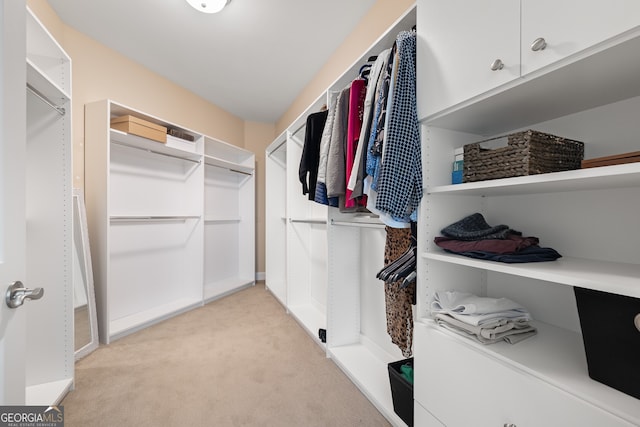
62, 283, 392, 427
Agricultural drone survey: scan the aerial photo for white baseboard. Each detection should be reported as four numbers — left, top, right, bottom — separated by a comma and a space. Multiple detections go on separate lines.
256, 272, 265, 281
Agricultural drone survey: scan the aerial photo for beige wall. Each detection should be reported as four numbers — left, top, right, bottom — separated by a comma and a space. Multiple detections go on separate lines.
28, 0, 413, 277
244, 122, 276, 275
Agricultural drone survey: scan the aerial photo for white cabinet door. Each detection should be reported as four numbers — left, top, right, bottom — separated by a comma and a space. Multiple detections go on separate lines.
417, 0, 520, 119
414, 324, 633, 427
521, 0, 640, 75
0, 0, 27, 405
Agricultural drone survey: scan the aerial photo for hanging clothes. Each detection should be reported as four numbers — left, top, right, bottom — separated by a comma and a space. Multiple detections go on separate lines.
361, 45, 411, 228
375, 31, 422, 223
365, 45, 395, 191
314, 91, 339, 207
344, 78, 367, 209
347, 48, 390, 200
383, 226, 415, 358
298, 110, 328, 200
325, 87, 350, 199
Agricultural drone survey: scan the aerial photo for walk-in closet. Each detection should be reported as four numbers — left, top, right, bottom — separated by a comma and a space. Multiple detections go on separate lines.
3, 1, 639, 426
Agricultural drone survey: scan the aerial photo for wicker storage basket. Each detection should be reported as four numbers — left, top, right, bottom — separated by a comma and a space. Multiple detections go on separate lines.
463, 130, 584, 182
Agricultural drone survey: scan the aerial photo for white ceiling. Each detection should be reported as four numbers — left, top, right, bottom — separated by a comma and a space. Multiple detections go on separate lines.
47, 0, 379, 123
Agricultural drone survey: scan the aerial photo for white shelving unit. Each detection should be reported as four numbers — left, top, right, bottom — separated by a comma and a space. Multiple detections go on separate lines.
265, 5, 417, 426
415, 1, 640, 425
86, 100, 255, 344
203, 136, 255, 302
85, 100, 255, 343
24, 7, 74, 404
85, 100, 204, 344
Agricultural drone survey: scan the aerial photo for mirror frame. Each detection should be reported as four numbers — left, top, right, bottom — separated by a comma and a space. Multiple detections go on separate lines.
73, 188, 99, 360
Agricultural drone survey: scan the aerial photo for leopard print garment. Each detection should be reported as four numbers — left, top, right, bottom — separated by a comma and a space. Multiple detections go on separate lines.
384, 226, 415, 357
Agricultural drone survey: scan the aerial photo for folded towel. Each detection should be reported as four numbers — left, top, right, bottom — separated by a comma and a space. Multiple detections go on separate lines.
432, 291, 531, 325
434, 313, 537, 345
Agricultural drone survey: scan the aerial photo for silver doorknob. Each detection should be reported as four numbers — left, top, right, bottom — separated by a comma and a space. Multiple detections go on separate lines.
531, 37, 547, 51
5, 281, 44, 308
490, 59, 504, 71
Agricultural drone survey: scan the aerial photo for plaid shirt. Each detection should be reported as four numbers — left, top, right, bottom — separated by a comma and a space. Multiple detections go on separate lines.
375, 31, 422, 221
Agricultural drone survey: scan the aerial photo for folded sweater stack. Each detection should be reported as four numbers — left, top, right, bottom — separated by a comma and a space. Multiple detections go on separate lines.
431, 290, 537, 345
435, 213, 561, 263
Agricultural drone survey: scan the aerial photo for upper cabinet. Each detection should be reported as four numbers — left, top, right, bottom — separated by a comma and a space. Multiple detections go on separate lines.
521, 0, 640, 75
418, 0, 640, 123
417, 0, 520, 118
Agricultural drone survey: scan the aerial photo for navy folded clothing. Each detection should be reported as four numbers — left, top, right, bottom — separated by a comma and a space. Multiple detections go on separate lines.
441, 213, 520, 241
443, 245, 562, 263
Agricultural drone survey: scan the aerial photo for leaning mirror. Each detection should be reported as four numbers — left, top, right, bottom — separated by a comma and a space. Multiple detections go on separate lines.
73, 189, 99, 360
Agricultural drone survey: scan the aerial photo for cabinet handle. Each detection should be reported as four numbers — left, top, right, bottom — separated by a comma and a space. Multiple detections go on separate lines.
503, 424, 517, 427
490, 59, 504, 71
531, 37, 547, 51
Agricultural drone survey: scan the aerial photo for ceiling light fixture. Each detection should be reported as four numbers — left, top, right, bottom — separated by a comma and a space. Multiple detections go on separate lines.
186, 0, 231, 14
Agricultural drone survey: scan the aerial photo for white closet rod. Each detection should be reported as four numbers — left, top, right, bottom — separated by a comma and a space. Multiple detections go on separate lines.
110, 215, 200, 223
27, 83, 66, 116
289, 218, 327, 225
330, 219, 385, 229
207, 163, 253, 176
112, 140, 201, 164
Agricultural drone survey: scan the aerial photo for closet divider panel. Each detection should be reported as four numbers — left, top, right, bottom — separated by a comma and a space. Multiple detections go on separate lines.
265, 134, 288, 306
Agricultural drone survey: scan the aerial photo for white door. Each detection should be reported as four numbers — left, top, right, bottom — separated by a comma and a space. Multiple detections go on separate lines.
0, 0, 27, 405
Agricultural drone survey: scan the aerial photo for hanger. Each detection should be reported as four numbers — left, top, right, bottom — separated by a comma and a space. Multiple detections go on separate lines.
376, 221, 418, 286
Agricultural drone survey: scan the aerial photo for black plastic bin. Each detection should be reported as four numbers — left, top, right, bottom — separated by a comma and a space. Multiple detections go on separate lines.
388, 358, 413, 427
574, 287, 640, 399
